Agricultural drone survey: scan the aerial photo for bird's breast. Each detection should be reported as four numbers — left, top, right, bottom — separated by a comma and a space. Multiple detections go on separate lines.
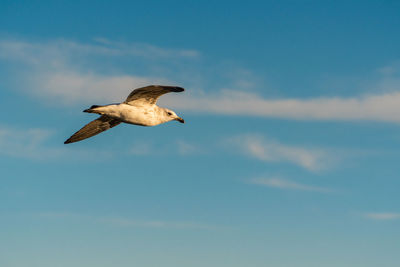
117, 104, 160, 126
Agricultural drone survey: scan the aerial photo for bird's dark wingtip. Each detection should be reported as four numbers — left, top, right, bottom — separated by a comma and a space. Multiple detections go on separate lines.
64, 139, 71, 144
154, 85, 184, 92
168, 86, 184, 92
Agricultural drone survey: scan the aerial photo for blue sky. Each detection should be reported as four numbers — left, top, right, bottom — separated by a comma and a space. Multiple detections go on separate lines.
1, 1, 400, 266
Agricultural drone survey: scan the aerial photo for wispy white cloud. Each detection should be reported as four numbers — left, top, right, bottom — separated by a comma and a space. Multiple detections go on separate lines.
363, 212, 400, 220
36, 212, 214, 230
0, 38, 199, 62
32, 71, 164, 104
249, 177, 332, 193
228, 134, 329, 171
166, 88, 400, 123
130, 135, 327, 169
129, 139, 200, 156
0, 38, 198, 105
0, 125, 112, 160
0, 125, 61, 159
100, 217, 212, 229
91, 37, 200, 58
0, 123, 201, 160
130, 141, 155, 156
176, 140, 199, 155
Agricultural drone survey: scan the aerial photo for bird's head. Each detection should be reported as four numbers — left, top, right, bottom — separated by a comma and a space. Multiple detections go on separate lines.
163, 108, 185, 123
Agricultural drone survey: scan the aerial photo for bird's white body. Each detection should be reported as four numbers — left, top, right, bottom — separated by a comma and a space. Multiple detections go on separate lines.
93, 103, 170, 126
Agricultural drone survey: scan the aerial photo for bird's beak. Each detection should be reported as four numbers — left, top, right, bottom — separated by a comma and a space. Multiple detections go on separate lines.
176, 117, 185, 123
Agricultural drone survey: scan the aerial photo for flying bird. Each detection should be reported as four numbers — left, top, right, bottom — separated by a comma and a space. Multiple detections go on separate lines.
64, 85, 185, 144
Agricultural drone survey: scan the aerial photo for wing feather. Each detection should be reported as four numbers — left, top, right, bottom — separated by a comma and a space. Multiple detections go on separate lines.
64, 115, 121, 144
124, 85, 184, 105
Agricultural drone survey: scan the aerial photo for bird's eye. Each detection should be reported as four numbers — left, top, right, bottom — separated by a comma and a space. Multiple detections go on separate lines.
167, 112, 172, 116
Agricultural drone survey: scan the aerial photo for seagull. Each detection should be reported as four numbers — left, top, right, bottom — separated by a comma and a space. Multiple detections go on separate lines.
64, 85, 185, 144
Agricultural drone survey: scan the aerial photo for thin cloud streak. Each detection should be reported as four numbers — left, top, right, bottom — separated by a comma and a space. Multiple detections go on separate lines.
92, 37, 200, 58
167, 89, 400, 123
0, 38, 199, 62
36, 212, 215, 230
364, 212, 400, 220
100, 217, 213, 230
0, 126, 60, 159
228, 134, 329, 171
250, 177, 332, 193
129, 139, 200, 156
0, 125, 112, 161
176, 140, 199, 155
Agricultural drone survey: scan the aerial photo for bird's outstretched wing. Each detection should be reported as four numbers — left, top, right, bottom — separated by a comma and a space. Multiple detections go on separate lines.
64, 115, 122, 144
124, 85, 184, 106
